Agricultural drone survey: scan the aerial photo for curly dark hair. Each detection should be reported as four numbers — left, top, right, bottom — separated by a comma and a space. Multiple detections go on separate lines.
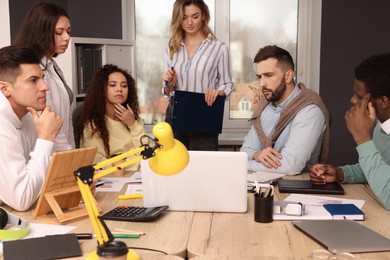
354, 53, 390, 99
75, 64, 140, 158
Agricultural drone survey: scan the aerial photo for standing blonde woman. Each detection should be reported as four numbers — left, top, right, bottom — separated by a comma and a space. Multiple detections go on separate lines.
162, 0, 233, 151
14, 2, 75, 152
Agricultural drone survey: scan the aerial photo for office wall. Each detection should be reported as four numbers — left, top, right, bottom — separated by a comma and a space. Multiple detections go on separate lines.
9, 0, 122, 42
320, 0, 390, 165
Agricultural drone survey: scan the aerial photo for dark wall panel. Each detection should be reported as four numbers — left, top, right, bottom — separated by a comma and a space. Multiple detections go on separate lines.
10, 0, 122, 42
320, 0, 390, 166
67, 0, 122, 39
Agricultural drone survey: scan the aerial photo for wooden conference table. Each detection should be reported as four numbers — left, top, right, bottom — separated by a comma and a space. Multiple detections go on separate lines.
0, 188, 192, 259
2, 173, 390, 259
187, 173, 390, 259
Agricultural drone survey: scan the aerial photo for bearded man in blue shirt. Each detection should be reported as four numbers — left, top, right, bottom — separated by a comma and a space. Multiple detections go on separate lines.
240, 45, 330, 175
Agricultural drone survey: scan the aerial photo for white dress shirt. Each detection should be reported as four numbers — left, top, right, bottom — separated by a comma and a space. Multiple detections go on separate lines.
41, 56, 75, 152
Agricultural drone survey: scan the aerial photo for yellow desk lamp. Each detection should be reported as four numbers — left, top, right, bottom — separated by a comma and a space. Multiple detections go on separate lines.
74, 122, 189, 259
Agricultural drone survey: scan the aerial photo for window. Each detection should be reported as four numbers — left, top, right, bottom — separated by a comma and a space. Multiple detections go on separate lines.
133, 0, 321, 136
134, 0, 214, 125
228, 0, 298, 120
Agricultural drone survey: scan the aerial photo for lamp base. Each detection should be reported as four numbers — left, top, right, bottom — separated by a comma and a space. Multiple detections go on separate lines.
86, 249, 140, 260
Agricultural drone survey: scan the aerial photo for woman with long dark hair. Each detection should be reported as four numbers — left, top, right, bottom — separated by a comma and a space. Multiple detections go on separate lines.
75, 64, 145, 174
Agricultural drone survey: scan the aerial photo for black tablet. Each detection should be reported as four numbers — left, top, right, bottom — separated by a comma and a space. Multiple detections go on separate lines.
278, 179, 345, 195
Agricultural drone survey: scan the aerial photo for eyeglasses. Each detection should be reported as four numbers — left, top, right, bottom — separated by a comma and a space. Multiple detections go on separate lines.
309, 249, 358, 260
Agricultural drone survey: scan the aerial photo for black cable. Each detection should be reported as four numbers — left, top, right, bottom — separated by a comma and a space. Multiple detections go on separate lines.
128, 246, 168, 255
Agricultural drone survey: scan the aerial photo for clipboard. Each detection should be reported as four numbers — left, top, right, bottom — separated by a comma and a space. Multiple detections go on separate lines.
172, 90, 225, 134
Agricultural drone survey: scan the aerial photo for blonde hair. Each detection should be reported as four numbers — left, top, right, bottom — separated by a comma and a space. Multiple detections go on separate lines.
168, 0, 215, 59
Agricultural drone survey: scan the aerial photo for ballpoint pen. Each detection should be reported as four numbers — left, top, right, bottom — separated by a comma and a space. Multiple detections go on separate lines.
95, 182, 104, 188
114, 228, 145, 236
164, 66, 175, 87
74, 233, 93, 239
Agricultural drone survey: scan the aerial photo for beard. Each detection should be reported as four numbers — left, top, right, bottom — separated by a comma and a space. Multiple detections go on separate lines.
262, 78, 287, 103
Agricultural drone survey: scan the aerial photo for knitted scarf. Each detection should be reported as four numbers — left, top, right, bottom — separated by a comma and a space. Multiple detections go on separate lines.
249, 82, 330, 163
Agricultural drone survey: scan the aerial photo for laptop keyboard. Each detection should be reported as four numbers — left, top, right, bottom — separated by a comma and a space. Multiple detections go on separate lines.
101, 205, 169, 222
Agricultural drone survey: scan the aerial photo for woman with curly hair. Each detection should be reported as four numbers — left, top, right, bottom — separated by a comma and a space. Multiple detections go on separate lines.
75, 64, 146, 174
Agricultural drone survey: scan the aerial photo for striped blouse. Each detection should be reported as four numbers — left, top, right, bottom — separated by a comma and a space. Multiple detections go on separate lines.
163, 38, 233, 98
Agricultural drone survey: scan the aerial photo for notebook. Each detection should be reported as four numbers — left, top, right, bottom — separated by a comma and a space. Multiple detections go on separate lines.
278, 179, 345, 195
142, 151, 248, 213
323, 204, 365, 220
172, 90, 225, 134
293, 220, 390, 253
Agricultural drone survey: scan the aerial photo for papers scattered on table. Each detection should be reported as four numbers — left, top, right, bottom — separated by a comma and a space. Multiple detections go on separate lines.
96, 172, 142, 192
125, 184, 143, 195
273, 194, 365, 220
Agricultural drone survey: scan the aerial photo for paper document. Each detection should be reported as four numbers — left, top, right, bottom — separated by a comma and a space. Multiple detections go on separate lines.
247, 171, 285, 183
96, 177, 132, 192
125, 184, 143, 195
273, 194, 365, 220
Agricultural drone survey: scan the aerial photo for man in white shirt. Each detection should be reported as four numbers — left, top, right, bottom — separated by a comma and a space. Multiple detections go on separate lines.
0, 46, 63, 211
240, 45, 330, 175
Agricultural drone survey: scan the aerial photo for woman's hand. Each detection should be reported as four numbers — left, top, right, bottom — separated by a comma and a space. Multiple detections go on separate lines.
205, 88, 225, 106
114, 103, 136, 128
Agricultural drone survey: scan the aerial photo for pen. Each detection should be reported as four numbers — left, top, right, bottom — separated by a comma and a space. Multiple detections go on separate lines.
118, 194, 143, 200
75, 233, 93, 239
164, 66, 175, 87
112, 233, 140, 239
95, 182, 104, 188
114, 228, 145, 236
263, 187, 272, 198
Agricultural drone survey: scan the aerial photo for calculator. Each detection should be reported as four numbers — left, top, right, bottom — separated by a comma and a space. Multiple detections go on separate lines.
100, 205, 169, 222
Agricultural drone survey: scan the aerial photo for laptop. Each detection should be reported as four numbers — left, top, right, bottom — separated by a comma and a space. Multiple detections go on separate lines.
293, 220, 390, 253
142, 151, 248, 213
278, 179, 345, 195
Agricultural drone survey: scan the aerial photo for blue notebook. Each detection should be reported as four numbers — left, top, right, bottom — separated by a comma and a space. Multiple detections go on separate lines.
323, 203, 365, 220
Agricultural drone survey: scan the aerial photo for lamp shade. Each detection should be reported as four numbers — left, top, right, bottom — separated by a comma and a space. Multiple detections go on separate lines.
148, 122, 189, 176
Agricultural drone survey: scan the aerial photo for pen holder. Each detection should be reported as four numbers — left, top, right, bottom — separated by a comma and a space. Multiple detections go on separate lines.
254, 193, 274, 223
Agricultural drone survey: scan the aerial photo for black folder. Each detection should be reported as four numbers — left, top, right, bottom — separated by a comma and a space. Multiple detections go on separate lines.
172, 90, 225, 134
